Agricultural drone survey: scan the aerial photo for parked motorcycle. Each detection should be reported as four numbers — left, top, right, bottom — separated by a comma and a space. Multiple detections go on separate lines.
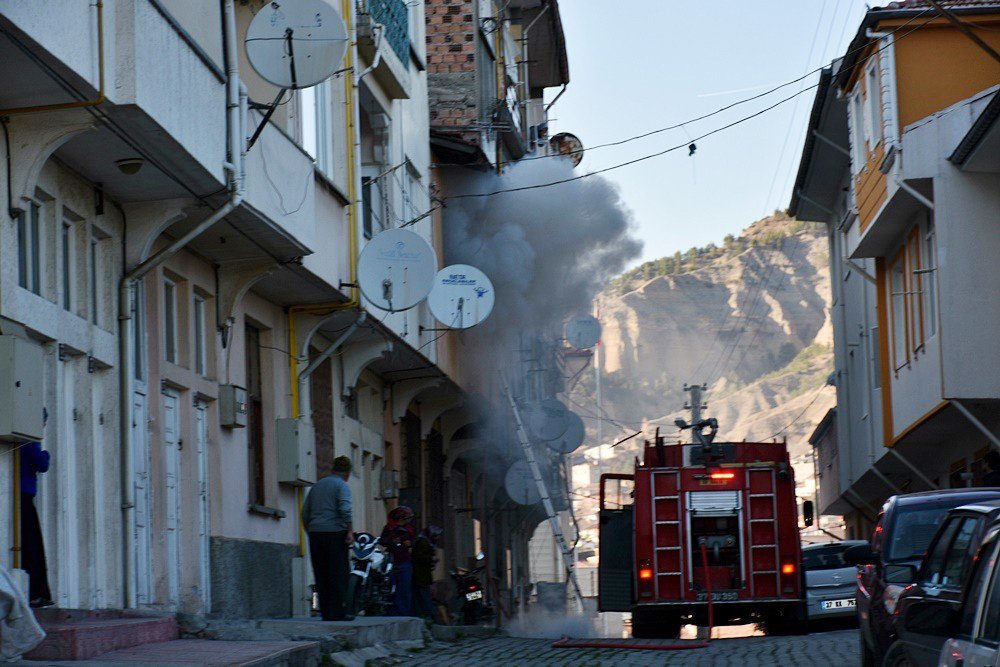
450, 553, 493, 625
345, 532, 394, 616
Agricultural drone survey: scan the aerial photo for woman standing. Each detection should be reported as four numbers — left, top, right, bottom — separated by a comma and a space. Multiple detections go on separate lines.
411, 525, 442, 620
380, 506, 416, 616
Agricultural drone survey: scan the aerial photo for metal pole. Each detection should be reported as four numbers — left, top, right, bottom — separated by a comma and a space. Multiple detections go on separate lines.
953, 400, 1000, 452
887, 447, 940, 489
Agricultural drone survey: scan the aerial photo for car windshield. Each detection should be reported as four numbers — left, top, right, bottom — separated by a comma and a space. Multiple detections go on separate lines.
887, 497, 996, 561
803, 545, 855, 571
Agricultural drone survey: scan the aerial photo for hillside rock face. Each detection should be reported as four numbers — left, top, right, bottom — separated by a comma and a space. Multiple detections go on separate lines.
568, 216, 837, 545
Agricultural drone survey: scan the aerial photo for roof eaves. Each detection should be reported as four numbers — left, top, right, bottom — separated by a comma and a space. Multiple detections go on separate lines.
948, 90, 1000, 164
789, 68, 834, 218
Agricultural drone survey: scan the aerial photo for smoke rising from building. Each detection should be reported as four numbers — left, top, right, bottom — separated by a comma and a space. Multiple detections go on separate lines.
441, 158, 643, 376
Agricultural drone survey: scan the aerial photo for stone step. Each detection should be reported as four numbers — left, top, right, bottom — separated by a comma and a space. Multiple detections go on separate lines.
25, 609, 179, 661
18, 639, 321, 666
202, 616, 425, 653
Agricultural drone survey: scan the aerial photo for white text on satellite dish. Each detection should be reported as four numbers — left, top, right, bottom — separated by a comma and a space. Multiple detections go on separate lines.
357, 228, 438, 312
428, 264, 495, 329
245, 0, 349, 89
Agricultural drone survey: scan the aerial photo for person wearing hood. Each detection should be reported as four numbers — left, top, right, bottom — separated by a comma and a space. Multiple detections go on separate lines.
380, 506, 416, 616
412, 525, 442, 620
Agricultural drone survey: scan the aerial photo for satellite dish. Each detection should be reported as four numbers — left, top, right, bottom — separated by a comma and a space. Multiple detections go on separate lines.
565, 315, 601, 349
504, 460, 540, 505
524, 398, 569, 442
428, 264, 495, 329
547, 410, 585, 454
246, 0, 349, 89
550, 132, 584, 167
358, 228, 438, 312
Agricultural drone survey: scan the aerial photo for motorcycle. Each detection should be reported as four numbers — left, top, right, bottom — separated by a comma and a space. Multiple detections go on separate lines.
345, 532, 394, 616
450, 552, 494, 625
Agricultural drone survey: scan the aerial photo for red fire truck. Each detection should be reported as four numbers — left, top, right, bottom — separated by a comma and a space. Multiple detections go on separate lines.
597, 422, 806, 638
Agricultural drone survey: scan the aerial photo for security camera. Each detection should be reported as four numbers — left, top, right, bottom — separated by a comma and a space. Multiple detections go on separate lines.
115, 158, 144, 175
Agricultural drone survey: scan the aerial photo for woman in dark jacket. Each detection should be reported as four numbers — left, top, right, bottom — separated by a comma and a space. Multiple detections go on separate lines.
411, 525, 442, 620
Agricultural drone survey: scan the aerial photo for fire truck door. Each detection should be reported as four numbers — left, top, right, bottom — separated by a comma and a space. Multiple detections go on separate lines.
598, 506, 633, 611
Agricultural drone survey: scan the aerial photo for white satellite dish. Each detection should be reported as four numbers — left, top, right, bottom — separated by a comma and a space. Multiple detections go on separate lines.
565, 315, 601, 349
524, 398, 569, 442
358, 228, 438, 312
246, 0, 349, 89
547, 410, 585, 454
504, 460, 540, 506
428, 264, 495, 329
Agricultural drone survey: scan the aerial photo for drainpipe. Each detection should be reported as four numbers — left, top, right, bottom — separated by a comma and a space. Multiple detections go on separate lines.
358, 24, 384, 81
118, 0, 245, 608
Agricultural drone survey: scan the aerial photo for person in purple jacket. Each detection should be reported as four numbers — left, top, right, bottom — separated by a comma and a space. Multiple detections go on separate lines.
20, 408, 52, 607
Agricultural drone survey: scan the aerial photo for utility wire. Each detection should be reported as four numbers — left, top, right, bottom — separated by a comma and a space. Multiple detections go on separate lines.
766, 386, 827, 440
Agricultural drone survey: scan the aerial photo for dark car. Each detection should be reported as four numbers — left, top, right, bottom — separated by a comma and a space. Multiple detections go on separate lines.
884, 500, 1000, 666
847, 489, 1000, 667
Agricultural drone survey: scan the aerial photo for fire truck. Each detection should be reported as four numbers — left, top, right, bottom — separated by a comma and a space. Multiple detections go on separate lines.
597, 419, 807, 638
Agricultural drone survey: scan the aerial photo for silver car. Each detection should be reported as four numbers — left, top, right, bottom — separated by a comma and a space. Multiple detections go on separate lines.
803, 540, 867, 621
937, 524, 1000, 667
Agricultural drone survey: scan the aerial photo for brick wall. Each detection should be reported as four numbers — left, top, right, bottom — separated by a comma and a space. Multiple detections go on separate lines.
425, 0, 479, 141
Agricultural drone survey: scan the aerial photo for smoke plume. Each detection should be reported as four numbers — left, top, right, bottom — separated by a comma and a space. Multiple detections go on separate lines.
441, 158, 642, 376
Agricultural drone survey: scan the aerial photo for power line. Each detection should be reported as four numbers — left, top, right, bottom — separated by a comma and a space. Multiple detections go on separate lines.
766, 386, 827, 440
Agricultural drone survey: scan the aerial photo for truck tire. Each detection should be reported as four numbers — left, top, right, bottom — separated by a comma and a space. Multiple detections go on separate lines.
631, 610, 681, 638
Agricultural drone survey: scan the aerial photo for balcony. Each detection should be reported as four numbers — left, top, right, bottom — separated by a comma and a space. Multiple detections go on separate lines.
358, 0, 411, 99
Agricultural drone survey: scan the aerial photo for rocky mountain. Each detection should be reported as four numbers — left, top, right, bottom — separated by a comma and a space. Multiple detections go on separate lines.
568, 214, 838, 545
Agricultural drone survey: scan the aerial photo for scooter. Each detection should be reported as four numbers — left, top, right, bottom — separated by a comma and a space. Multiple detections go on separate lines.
450, 553, 494, 625
345, 532, 394, 616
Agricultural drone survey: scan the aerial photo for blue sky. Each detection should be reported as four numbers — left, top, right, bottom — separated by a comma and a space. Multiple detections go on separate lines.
552, 0, 871, 267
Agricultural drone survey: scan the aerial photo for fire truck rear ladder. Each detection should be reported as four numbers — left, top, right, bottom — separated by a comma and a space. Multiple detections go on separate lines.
746, 467, 781, 596
503, 378, 585, 609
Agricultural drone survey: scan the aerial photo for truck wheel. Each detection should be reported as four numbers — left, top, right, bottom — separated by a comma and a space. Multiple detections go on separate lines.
631, 611, 680, 638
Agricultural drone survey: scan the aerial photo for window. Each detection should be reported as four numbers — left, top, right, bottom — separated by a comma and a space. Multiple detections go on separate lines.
17, 203, 42, 294
922, 219, 937, 338
90, 234, 99, 324
981, 543, 1000, 643
362, 176, 374, 239
61, 218, 75, 311
905, 228, 923, 354
889, 249, 908, 371
865, 58, 882, 148
924, 517, 962, 580
940, 518, 981, 587
245, 324, 265, 505
163, 279, 178, 364
193, 294, 207, 376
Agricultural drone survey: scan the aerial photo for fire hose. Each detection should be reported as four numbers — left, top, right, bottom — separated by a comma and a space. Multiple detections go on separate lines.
552, 542, 714, 651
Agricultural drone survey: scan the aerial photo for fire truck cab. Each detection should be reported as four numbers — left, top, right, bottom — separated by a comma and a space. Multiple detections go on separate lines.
598, 434, 807, 638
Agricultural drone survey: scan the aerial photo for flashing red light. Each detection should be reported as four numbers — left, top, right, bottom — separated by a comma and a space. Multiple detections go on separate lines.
638, 568, 654, 581
781, 563, 796, 575
710, 472, 735, 480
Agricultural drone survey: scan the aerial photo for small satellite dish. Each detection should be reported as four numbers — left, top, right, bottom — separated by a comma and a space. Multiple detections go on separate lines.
565, 315, 601, 349
550, 132, 584, 167
524, 398, 569, 442
246, 0, 349, 89
428, 264, 495, 329
547, 410, 585, 454
504, 460, 540, 506
358, 228, 437, 312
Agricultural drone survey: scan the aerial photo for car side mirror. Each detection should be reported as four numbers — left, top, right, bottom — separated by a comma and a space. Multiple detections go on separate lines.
902, 600, 959, 637
802, 500, 815, 528
844, 543, 877, 566
884, 563, 918, 584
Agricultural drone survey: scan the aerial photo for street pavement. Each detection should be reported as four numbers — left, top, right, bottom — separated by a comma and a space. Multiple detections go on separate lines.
402, 628, 860, 666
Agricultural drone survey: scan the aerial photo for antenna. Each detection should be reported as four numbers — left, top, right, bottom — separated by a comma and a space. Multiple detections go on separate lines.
523, 398, 569, 442
357, 228, 437, 312
546, 410, 585, 454
564, 314, 601, 350
427, 264, 495, 329
244, 0, 348, 149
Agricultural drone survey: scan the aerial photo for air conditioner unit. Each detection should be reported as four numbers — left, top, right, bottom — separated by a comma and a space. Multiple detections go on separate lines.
380, 469, 399, 499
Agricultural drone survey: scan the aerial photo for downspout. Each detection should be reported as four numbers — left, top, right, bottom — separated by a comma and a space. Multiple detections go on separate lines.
0, 0, 105, 115
118, 0, 245, 608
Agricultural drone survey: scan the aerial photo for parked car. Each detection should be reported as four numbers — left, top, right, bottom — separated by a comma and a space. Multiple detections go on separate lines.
884, 500, 1000, 666
802, 540, 867, 623
845, 489, 1000, 667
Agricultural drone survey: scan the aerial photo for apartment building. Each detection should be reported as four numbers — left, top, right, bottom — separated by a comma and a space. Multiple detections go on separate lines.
791, 1, 1000, 536
0, 0, 477, 620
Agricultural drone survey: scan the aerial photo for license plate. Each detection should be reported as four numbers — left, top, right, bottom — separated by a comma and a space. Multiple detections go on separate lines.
695, 591, 739, 601
465, 590, 483, 601
821, 598, 855, 610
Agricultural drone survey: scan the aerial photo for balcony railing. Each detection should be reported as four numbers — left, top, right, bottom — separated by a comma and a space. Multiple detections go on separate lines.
367, 0, 409, 68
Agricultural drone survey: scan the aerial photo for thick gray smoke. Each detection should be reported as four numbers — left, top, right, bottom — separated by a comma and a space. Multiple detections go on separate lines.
442, 158, 642, 373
